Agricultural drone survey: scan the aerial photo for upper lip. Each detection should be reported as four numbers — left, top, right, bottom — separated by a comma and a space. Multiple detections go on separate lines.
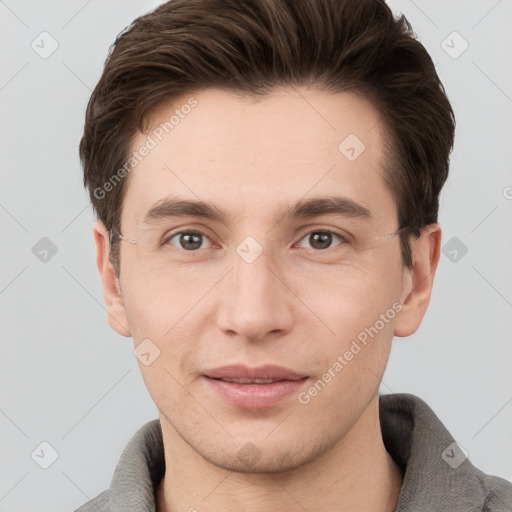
204, 365, 307, 381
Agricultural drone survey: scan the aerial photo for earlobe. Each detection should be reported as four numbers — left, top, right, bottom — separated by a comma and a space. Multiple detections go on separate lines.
394, 224, 442, 337
93, 221, 131, 337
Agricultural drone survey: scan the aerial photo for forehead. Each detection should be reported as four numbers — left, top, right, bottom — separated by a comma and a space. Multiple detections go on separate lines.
121, 87, 395, 227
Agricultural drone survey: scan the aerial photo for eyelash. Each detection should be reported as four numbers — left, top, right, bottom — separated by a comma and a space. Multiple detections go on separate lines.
164, 229, 347, 252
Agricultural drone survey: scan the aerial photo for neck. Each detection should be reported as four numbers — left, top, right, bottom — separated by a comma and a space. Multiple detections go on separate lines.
157, 396, 402, 512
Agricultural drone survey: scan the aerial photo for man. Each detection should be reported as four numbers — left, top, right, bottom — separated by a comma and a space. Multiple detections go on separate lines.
77, 0, 512, 510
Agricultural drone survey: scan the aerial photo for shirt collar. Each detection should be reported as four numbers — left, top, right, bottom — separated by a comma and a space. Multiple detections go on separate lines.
107, 394, 507, 511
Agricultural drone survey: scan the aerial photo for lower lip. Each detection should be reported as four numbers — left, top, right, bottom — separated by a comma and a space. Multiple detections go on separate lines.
205, 377, 308, 409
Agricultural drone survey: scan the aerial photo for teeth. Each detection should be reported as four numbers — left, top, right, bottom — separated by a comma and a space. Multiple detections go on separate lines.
219, 378, 278, 384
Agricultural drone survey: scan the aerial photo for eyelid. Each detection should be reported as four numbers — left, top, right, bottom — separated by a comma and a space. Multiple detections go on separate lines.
163, 227, 216, 250
293, 223, 351, 242
163, 226, 348, 253
294, 228, 347, 250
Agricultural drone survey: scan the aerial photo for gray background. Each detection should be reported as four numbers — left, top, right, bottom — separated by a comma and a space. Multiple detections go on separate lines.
1, 1, 511, 511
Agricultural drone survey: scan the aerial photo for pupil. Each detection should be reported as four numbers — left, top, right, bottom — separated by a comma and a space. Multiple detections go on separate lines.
310, 232, 331, 250
181, 233, 202, 250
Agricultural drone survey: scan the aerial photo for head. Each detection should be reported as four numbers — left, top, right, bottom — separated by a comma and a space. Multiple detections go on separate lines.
82, 0, 454, 473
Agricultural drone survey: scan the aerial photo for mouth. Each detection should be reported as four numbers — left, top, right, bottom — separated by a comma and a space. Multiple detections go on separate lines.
213, 377, 290, 384
203, 365, 309, 409
204, 364, 307, 381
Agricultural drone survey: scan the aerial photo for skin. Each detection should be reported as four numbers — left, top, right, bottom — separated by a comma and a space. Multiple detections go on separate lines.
94, 87, 441, 512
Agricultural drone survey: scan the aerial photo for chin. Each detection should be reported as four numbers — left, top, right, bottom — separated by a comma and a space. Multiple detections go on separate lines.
195, 433, 332, 475
203, 448, 310, 474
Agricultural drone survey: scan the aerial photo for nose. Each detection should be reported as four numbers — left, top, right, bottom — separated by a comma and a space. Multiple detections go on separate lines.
215, 242, 295, 342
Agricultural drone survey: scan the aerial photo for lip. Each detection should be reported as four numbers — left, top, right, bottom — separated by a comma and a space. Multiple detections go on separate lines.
204, 364, 307, 381
203, 365, 308, 409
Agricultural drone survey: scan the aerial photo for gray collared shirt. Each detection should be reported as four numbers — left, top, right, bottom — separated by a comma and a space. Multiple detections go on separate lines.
75, 394, 512, 511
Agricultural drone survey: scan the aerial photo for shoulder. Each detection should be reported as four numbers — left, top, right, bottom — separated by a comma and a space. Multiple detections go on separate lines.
75, 490, 111, 511
479, 474, 512, 511
380, 393, 512, 511
74, 419, 163, 512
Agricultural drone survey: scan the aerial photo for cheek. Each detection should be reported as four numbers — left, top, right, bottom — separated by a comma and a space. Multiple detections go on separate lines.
123, 271, 204, 403
120, 258, 203, 336
298, 263, 401, 329
294, 273, 399, 418
291, 262, 402, 375
120, 264, 212, 377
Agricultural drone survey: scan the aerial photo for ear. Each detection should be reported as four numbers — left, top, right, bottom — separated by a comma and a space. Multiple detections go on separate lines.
394, 224, 441, 337
93, 221, 131, 337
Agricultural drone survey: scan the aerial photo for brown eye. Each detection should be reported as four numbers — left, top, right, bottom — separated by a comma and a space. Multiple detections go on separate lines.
168, 231, 211, 251
297, 230, 344, 250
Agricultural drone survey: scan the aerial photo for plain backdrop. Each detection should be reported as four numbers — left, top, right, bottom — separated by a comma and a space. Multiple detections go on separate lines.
1, 1, 511, 511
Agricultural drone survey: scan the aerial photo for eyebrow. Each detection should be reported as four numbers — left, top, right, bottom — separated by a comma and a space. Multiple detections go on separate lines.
281, 196, 371, 220
143, 197, 232, 225
142, 195, 371, 226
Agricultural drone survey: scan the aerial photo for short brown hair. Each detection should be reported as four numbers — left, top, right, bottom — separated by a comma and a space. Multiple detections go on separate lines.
80, 0, 455, 273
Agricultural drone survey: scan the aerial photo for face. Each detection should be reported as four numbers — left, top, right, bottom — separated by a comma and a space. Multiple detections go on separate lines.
96, 87, 436, 473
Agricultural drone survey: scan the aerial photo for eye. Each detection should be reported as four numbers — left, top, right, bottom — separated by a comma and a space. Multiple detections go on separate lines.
167, 231, 212, 251
296, 230, 346, 251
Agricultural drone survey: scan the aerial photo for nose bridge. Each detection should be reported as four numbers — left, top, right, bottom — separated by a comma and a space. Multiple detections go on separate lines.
234, 240, 276, 300
216, 236, 293, 340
